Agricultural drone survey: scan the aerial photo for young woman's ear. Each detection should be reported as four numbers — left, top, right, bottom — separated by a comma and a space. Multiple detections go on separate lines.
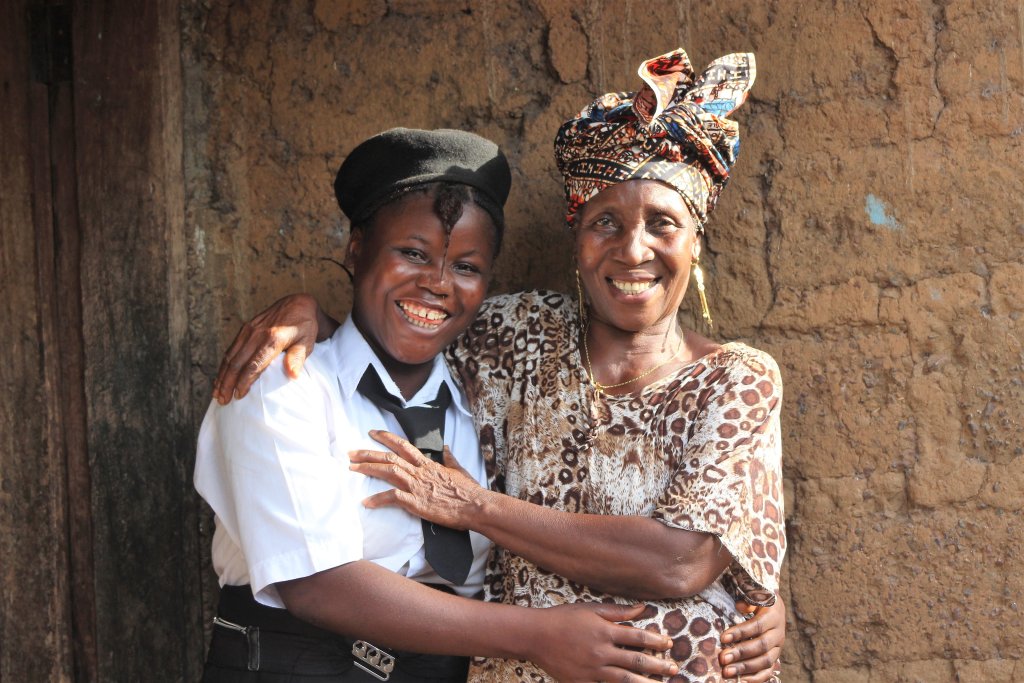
344, 226, 364, 276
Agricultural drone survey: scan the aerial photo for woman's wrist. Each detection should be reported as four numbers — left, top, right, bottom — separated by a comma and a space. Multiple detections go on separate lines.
485, 604, 543, 661
464, 486, 508, 535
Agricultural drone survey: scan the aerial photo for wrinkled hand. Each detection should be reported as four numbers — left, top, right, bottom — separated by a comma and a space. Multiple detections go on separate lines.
531, 602, 678, 683
213, 294, 322, 404
349, 430, 486, 530
719, 596, 786, 682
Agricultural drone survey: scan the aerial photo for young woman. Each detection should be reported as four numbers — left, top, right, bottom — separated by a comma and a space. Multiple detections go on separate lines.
196, 128, 681, 682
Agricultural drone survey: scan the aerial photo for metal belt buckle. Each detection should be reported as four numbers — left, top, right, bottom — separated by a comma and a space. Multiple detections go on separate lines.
352, 639, 395, 681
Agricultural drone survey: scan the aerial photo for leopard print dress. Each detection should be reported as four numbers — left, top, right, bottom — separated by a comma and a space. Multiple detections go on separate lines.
446, 291, 785, 682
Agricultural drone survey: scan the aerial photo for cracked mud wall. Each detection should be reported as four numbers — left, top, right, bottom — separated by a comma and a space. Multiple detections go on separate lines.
182, 1, 1024, 680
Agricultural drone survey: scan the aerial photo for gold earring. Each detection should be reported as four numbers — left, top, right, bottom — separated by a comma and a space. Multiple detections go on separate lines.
575, 269, 587, 324
692, 257, 713, 328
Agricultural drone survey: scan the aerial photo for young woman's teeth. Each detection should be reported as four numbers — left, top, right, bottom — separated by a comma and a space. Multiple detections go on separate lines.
611, 280, 655, 294
398, 302, 448, 327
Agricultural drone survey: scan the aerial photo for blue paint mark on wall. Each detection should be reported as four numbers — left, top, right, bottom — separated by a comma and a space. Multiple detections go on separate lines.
865, 194, 901, 230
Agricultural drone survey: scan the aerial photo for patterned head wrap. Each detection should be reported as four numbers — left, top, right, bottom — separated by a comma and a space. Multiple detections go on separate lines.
554, 49, 756, 227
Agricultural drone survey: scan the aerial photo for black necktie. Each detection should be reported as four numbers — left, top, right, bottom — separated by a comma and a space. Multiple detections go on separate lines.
356, 365, 474, 585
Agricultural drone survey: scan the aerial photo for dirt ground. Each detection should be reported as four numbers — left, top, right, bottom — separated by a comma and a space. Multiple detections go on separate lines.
181, 1, 1024, 680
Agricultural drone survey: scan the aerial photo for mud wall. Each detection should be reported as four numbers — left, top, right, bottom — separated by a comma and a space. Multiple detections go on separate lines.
182, 1, 1024, 680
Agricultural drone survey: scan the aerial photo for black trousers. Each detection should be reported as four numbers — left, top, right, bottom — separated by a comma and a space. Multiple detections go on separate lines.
201, 585, 469, 683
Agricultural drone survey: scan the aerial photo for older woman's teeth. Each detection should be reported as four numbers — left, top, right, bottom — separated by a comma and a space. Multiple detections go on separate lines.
398, 302, 448, 327
611, 280, 655, 294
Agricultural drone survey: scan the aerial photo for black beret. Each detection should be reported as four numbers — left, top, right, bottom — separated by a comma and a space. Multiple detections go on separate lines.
334, 128, 512, 224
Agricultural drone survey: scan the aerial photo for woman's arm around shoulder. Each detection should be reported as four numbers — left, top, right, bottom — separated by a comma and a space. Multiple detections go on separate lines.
213, 293, 339, 403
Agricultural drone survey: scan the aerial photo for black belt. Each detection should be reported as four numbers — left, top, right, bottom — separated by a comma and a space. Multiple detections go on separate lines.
202, 584, 469, 682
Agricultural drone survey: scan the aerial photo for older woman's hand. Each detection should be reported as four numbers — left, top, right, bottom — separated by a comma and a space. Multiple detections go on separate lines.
349, 430, 487, 530
212, 293, 332, 404
719, 596, 786, 682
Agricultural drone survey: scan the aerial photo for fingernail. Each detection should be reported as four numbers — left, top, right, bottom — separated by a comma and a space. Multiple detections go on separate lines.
721, 632, 734, 643
723, 666, 735, 677
721, 651, 734, 664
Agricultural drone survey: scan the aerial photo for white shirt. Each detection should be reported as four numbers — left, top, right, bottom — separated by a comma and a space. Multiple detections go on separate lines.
194, 316, 490, 608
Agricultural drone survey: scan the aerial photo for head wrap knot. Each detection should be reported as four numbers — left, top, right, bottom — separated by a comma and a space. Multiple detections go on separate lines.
554, 49, 756, 227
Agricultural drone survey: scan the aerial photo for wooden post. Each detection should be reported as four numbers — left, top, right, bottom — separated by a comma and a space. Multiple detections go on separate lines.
1, 1, 205, 679
70, 0, 204, 678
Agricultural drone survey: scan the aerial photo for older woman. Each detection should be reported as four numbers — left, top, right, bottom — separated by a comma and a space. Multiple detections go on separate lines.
217, 49, 785, 682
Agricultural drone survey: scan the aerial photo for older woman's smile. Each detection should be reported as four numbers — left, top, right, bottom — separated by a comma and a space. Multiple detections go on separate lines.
609, 277, 659, 295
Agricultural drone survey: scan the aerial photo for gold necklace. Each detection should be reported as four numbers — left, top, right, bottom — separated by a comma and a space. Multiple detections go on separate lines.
581, 322, 685, 394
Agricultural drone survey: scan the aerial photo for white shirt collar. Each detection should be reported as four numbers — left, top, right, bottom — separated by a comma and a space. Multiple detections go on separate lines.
327, 315, 471, 416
